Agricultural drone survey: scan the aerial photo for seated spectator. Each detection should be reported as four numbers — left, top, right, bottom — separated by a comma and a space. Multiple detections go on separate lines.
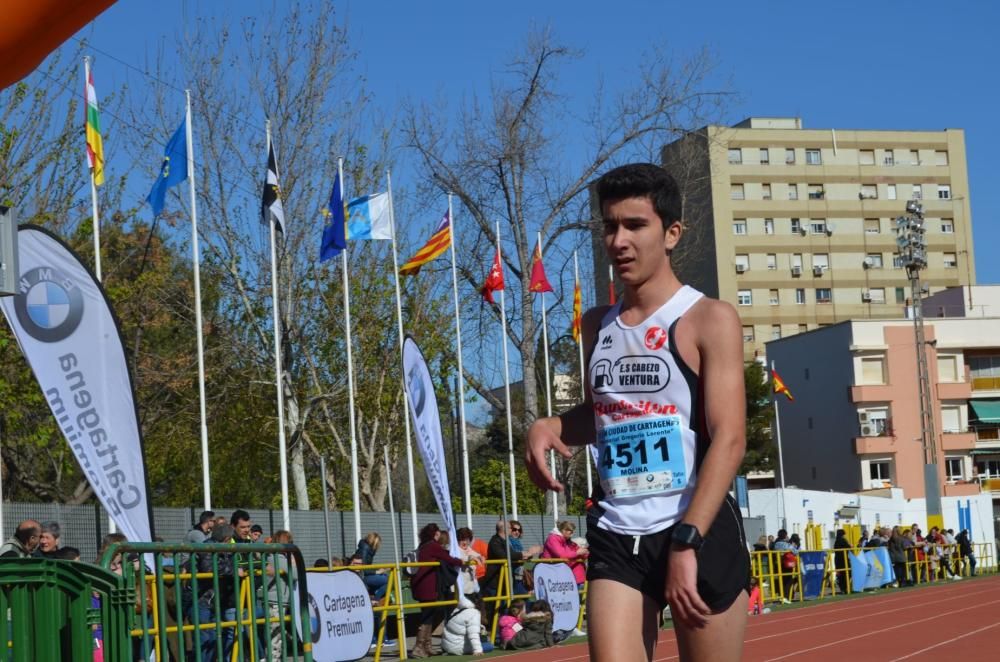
542, 521, 589, 588
497, 600, 526, 648
355, 532, 389, 600
35, 521, 61, 558
0, 519, 40, 558
441, 595, 485, 656
505, 599, 554, 650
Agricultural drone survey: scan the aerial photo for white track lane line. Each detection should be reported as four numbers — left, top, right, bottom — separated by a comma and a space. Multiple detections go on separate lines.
888, 622, 1000, 661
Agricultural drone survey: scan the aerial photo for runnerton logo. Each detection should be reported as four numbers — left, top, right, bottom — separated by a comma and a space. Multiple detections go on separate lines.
13, 266, 85, 343
644, 326, 667, 351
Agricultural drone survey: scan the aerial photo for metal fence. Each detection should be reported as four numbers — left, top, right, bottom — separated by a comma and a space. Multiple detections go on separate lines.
0, 502, 587, 567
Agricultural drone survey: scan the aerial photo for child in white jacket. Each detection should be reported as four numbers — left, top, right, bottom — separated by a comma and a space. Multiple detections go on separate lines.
441, 595, 484, 656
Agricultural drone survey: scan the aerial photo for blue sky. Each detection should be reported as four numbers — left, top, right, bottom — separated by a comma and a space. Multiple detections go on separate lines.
78, 0, 999, 284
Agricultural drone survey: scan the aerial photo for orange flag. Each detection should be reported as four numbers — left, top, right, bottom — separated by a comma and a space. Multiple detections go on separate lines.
772, 369, 794, 401
528, 239, 553, 293
482, 249, 505, 304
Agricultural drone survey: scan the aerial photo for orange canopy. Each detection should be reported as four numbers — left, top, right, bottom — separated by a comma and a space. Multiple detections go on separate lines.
0, 0, 117, 89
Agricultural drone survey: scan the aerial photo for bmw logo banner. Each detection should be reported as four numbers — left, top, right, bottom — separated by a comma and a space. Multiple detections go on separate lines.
0, 226, 153, 543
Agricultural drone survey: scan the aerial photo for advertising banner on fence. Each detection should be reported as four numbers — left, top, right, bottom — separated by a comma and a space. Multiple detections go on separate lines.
0, 226, 152, 541
533, 562, 580, 632
296, 571, 374, 662
402, 336, 462, 563
798, 551, 827, 599
864, 548, 894, 589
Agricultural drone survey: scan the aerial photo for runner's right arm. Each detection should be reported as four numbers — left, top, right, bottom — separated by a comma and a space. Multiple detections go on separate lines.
525, 306, 607, 492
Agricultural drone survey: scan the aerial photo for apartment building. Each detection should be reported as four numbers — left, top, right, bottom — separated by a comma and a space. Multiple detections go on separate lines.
634, 117, 978, 360
765, 317, 1000, 520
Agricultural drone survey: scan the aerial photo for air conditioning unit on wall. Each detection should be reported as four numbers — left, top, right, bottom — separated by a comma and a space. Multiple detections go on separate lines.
791, 266, 802, 276
858, 411, 870, 425
735, 264, 747, 273
861, 424, 878, 437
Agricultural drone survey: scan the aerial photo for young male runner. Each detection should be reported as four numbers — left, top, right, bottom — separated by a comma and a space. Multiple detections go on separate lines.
526, 163, 750, 661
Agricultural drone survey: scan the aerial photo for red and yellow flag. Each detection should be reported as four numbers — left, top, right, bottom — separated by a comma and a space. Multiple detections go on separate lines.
399, 211, 451, 276
572, 278, 582, 343
481, 249, 505, 304
85, 66, 104, 186
528, 239, 553, 293
772, 369, 794, 401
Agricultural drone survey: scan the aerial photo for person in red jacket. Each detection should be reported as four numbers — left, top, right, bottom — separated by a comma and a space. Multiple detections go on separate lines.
410, 523, 463, 658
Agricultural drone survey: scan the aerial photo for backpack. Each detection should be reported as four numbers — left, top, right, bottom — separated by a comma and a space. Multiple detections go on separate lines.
402, 549, 419, 577
781, 551, 797, 571
436, 561, 460, 600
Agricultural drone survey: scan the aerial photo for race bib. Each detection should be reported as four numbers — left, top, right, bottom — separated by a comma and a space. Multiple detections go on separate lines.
596, 417, 687, 497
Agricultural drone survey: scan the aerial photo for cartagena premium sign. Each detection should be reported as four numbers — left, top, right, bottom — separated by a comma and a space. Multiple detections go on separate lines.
533, 562, 581, 632
0, 226, 151, 542
296, 571, 374, 661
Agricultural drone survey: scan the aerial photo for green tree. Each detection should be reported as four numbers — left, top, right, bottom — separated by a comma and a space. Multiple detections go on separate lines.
741, 361, 774, 474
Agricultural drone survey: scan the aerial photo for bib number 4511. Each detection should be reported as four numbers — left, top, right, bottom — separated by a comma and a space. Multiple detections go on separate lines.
601, 436, 669, 470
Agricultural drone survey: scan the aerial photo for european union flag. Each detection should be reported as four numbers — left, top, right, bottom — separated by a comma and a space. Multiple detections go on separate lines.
146, 118, 188, 218
320, 172, 348, 262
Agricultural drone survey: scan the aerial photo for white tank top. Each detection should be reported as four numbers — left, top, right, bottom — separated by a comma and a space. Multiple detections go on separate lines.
588, 285, 704, 535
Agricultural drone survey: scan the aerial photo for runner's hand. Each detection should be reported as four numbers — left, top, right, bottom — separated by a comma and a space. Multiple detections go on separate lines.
665, 547, 711, 628
525, 419, 572, 492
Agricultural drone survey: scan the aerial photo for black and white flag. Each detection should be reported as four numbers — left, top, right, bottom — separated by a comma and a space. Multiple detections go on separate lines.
261, 143, 285, 232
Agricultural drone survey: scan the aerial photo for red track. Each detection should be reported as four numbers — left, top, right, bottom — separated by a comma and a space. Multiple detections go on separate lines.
501, 575, 1000, 661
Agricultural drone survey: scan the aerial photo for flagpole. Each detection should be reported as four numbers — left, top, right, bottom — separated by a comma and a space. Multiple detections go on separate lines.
83, 56, 102, 282
266, 121, 291, 531
537, 232, 558, 526
338, 158, 363, 544
574, 251, 593, 497
387, 169, 419, 543
185, 91, 212, 511
383, 446, 408, 648
496, 222, 518, 520
447, 194, 473, 528
771, 360, 787, 531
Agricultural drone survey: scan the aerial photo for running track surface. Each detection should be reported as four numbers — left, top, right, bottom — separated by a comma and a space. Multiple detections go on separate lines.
496, 575, 1000, 661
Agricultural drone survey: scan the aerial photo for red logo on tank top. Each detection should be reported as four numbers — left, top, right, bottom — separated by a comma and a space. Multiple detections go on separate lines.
644, 326, 667, 351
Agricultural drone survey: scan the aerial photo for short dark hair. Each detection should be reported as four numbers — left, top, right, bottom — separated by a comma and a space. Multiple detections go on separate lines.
456, 527, 474, 542
230, 509, 251, 526
198, 510, 216, 525
418, 523, 441, 545
314, 558, 330, 568
15, 521, 40, 545
250, 524, 263, 534
54, 546, 81, 560
595, 163, 683, 230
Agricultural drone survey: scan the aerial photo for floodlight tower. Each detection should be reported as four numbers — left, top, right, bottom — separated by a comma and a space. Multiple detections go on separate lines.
895, 199, 943, 531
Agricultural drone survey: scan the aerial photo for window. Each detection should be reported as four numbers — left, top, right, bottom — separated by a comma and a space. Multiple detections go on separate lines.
937, 355, 959, 382
759, 148, 770, 165
908, 149, 920, 165
785, 148, 796, 164
946, 457, 964, 482
941, 219, 954, 233
728, 148, 743, 165
810, 220, 827, 235
771, 325, 782, 340
944, 252, 957, 268
859, 149, 875, 165
867, 287, 886, 304
766, 253, 777, 270
764, 218, 774, 235
892, 253, 904, 269
730, 184, 745, 200
737, 290, 752, 306
808, 183, 825, 200
865, 253, 884, 269
733, 220, 747, 235
806, 148, 822, 165
935, 150, 949, 166
813, 253, 829, 270
861, 357, 886, 384
791, 218, 802, 234
816, 288, 832, 303
761, 183, 772, 200
860, 184, 878, 200
788, 183, 799, 200
969, 356, 1000, 379
887, 184, 897, 200
867, 408, 889, 434
795, 288, 806, 304
864, 218, 880, 234
937, 185, 951, 199
895, 287, 906, 304
976, 459, 1000, 478
791, 253, 803, 269
941, 407, 962, 434
912, 184, 923, 199
869, 460, 891, 485
769, 289, 779, 305
742, 325, 754, 343
883, 149, 895, 166
735, 254, 750, 272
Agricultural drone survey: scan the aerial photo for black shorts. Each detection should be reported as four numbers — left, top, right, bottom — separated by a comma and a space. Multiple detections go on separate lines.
585, 495, 750, 612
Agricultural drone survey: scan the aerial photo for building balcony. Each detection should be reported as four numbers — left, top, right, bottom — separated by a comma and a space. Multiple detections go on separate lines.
940, 431, 977, 451
854, 436, 899, 455
972, 377, 1000, 392
943, 482, 981, 497
937, 381, 971, 400
850, 384, 894, 403
976, 477, 1000, 494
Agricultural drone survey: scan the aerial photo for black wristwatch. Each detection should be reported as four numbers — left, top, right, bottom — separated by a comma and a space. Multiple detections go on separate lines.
671, 523, 704, 551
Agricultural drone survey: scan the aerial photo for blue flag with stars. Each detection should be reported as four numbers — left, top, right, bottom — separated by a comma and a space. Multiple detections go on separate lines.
320, 172, 348, 261
146, 118, 188, 217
